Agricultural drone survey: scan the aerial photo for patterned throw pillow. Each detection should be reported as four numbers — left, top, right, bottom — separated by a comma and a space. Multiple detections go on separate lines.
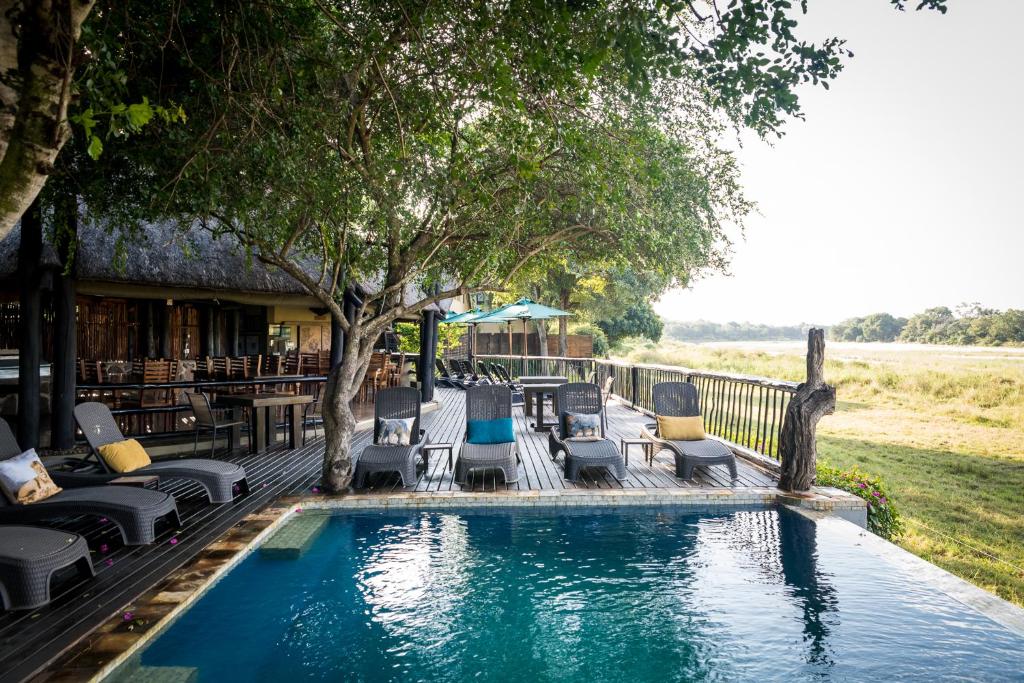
0, 449, 63, 504
564, 412, 601, 441
377, 417, 415, 446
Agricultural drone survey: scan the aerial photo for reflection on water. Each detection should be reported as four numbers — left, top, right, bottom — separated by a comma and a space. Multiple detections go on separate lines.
141, 507, 1024, 682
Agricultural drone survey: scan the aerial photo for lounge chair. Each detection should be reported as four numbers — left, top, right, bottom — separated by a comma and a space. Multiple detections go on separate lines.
488, 362, 525, 404
549, 382, 627, 482
0, 421, 179, 545
435, 358, 461, 388
455, 385, 519, 485
352, 387, 429, 488
0, 526, 94, 610
641, 382, 737, 480
73, 402, 250, 504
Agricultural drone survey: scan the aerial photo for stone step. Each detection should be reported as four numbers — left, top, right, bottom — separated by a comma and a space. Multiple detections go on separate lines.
121, 666, 198, 683
260, 513, 329, 559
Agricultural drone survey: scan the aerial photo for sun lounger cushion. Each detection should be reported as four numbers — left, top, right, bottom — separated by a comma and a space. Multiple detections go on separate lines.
97, 439, 152, 473
377, 418, 414, 446
657, 415, 705, 441
466, 418, 515, 444
0, 450, 62, 504
563, 412, 601, 440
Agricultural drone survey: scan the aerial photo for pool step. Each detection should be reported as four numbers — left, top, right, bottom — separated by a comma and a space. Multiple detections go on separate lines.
260, 513, 329, 559
119, 665, 198, 683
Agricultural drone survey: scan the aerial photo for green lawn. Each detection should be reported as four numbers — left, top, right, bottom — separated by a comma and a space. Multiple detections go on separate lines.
618, 339, 1024, 606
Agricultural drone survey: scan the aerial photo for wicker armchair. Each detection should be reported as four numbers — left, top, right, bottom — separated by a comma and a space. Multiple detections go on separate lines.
640, 381, 737, 481
352, 387, 429, 488
548, 382, 626, 482
455, 385, 519, 485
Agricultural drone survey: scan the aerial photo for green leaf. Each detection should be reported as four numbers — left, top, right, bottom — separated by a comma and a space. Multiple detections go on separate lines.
87, 135, 103, 160
126, 98, 154, 128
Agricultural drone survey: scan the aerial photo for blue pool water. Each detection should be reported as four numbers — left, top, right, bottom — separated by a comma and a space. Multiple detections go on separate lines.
139, 507, 1024, 681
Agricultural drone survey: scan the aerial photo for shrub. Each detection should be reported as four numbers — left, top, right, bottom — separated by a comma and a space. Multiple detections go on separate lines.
816, 461, 904, 540
571, 323, 609, 357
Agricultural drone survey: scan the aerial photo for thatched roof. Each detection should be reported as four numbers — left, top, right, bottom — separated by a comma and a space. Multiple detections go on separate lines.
0, 220, 449, 313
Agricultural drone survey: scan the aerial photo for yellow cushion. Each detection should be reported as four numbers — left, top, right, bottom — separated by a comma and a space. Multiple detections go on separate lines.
657, 415, 706, 441
98, 439, 152, 473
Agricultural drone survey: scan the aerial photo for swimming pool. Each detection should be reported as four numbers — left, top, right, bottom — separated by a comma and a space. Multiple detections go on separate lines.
132, 506, 1024, 681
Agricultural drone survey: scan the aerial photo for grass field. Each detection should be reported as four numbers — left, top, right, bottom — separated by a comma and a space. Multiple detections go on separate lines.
617, 339, 1024, 607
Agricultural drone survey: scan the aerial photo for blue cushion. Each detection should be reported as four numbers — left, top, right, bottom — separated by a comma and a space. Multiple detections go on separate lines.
467, 418, 515, 444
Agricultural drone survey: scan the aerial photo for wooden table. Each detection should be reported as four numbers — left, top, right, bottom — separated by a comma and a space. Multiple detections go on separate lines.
216, 393, 314, 454
523, 383, 564, 432
520, 376, 568, 418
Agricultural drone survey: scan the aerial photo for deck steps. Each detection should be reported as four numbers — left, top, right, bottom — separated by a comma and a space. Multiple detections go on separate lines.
259, 513, 329, 559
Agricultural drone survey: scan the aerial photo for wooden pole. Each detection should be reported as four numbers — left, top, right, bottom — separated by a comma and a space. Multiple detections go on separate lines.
50, 195, 78, 450
17, 198, 43, 450
159, 304, 172, 358
778, 329, 836, 491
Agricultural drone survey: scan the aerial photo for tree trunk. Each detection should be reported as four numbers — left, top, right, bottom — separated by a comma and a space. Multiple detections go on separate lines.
536, 320, 548, 356
558, 288, 569, 357
778, 329, 836, 491
0, 0, 96, 239
321, 362, 357, 492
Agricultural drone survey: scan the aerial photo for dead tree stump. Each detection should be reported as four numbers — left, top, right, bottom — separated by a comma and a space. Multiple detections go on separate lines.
778, 328, 836, 492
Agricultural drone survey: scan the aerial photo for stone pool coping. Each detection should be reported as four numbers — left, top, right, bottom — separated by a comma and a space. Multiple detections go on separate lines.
40, 483, 1022, 682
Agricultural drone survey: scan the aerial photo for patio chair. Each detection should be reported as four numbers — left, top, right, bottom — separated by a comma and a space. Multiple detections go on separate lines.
455, 385, 519, 485
300, 382, 324, 445
549, 382, 627, 482
185, 391, 249, 457
352, 387, 429, 489
641, 382, 737, 481
0, 421, 180, 545
434, 358, 462, 389
0, 526, 94, 610
73, 402, 250, 504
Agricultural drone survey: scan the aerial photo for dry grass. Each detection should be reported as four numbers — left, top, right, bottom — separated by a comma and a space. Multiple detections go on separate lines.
618, 339, 1024, 606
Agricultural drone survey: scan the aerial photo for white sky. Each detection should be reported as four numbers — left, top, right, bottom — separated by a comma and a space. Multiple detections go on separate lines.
655, 0, 1024, 325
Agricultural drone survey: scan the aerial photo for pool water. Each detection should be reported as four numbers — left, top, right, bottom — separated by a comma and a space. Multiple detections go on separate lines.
139, 507, 1024, 681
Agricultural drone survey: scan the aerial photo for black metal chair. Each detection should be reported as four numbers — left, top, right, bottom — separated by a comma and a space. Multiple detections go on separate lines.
352, 387, 429, 488
549, 382, 626, 482
185, 391, 249, 457
300, 382, 324, 445
642, 381, 737, 481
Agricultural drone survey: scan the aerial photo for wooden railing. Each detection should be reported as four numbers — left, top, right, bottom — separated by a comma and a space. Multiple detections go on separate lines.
475, 354, 798, 461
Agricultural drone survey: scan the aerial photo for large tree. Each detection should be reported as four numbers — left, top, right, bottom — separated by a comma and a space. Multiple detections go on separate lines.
64, 0, 946, 492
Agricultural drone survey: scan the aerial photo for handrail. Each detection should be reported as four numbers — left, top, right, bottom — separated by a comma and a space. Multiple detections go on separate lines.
473, 353, 796, 461
76, 375, 327, 392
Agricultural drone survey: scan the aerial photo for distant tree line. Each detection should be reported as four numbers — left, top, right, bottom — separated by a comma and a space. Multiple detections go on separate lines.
663, 320, 812, 342
831, 304, 1024, 345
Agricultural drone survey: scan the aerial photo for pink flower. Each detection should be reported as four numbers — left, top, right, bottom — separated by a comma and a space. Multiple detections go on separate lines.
872, 491, 881, 497
295, 507, 302, 513
879, 497, 887, 505
169, 537, 178, 546
262, 482, 269, 489
311, 486, 321, 494
99, 543, 109, 554
104, 558, 114, 567
857, 482, 867, 489
123, 612, 133, 622
99, 517, 109, 524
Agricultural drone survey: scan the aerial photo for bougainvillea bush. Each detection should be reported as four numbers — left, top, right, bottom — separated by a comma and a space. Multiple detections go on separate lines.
817, 461, 904, 540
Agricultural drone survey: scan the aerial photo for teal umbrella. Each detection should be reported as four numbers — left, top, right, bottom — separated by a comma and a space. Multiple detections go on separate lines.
473, 298, 571, 362
439, 308, 490, 360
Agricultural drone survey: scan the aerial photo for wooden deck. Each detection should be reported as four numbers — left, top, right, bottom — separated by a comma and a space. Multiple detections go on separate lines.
0, 388, 775, 682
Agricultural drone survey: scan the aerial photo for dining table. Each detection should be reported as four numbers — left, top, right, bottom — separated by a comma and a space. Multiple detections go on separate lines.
216, 392, 314, 454
518, 376, 568, 419
522, 382, 567, 432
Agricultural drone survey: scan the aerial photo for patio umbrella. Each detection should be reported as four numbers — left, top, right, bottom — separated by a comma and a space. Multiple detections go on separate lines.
439, 308, 487, 361
473, 298, 571, 368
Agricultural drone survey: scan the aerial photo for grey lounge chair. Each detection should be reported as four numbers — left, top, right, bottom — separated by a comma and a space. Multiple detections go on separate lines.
0, 526, 94, 610
352, 387, 429, 489
73, 402, 249, 504
549, 382, 627, 482
0, 421, 179, 545
455, 385, 519, 485
641, 382, 737, 481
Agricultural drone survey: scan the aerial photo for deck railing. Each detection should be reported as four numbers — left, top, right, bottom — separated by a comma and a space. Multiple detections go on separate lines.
476, 354, 797, 462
